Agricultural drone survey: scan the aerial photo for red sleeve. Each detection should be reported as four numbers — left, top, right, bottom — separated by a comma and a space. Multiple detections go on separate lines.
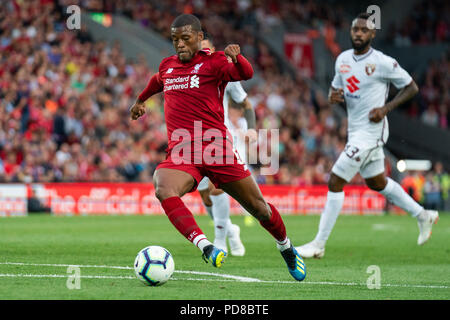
214, 53, 254, 81
138, 72, 163, 102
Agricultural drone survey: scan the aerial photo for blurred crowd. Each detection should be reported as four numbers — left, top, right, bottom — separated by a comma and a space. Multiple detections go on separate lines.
85, 0, 448, 129
406, 50, 449, 129
386, 0, 449, 47
0, 0, 347, 186
77, 0, 349, 72
386, 0, 449, 130
0, 0, 448, 192
401, 162, 449, 210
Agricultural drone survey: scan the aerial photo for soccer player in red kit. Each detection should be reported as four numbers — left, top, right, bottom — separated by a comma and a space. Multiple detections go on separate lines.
130, 14, 306, 281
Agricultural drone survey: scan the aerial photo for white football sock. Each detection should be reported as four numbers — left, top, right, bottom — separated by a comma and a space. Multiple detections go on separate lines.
210, 192, 231, 247
379, 177, 423, 217
192, 234, 212, 252
315, 191, 345, 244
276, 237, 291, 251
226, 220, 235, 238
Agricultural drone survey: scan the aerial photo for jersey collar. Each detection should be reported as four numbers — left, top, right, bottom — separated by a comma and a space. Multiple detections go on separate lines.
352, 47, 373, 62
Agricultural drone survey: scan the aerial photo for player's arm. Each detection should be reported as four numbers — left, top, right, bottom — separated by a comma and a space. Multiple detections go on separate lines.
237, 97, 257, 143
328, 86, 344, 104
329, 58, 344, 104
216, 45, 254, 81
242, 98, 256, 129
369, 80, 419, 123
130, 72, 163, 120
229, 81, 257, 142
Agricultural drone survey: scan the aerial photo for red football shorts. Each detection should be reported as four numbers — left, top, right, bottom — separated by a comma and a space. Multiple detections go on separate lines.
156, 150, 251, 192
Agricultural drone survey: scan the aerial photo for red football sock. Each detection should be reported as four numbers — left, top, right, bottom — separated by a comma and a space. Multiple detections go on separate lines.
259, 203, 287, 242
161, 196, 209, 249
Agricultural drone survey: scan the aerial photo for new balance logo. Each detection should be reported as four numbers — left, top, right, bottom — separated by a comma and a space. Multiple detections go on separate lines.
190, 75, 199, 88
346, 76, 360, 93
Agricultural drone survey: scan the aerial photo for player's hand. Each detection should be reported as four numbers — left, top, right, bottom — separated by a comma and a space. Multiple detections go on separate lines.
328, 88, 344, 104
245, 128, 258, 144
369, 106, 387, 123
130, 100, 146, 120
224, 44, 241, 63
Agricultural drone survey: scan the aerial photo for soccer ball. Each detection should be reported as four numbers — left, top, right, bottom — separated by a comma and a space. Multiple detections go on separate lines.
134, 246, 175, 286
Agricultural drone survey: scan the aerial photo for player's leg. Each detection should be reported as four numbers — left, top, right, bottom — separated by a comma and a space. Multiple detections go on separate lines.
210, 186, 246, 256
197, 177, 213, 218
220, 175, 306, 281
364, 171, 439, 245
154, 168, 225, 267
296, 150, 359, 258
316, 172, 348, 243
209, 186, 230, 251
199, 174, 245, 255
204, 183, 245, 256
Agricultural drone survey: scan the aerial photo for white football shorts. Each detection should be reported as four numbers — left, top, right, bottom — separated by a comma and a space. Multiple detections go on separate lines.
197, 176, 210, 191
331, 143, 385, 182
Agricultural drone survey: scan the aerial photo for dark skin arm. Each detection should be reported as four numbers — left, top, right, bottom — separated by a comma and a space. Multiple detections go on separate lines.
241, 98, 257, 143
369, 80, 419, 123
224, 44, 240, 63
328, 87, 345, 104
130, 98, 146, 120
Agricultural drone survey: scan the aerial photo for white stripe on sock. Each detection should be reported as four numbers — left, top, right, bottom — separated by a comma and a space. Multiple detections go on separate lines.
276, 238, 291, 251
192, 234, 211, 252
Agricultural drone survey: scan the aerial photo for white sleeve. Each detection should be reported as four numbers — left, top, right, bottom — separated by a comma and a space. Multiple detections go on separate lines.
331, 58, 343, 89
226, 81, 248, 104
381, 55, 412, 89
238, 118, 248, 131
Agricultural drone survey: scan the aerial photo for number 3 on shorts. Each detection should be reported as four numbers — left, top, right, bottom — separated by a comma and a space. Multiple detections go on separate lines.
344, 144, 360, 159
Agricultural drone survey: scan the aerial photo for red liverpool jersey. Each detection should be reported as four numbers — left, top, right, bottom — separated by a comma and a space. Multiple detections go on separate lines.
138, 49, 253, 159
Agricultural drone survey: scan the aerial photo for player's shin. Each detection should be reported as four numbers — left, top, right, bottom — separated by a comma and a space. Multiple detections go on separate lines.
315, 191, 345, 245
210, 193, 231, 251
259, 203, 288, 246
161, 196, 212, 252
379, 177, 423, 217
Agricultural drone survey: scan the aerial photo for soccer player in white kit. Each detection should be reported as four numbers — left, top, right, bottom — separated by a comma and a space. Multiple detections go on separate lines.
196, 34, 257, 256
296, 13, 439, 259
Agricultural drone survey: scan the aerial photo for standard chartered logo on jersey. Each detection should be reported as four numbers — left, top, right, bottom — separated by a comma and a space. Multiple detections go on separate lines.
170, 121, 279, 175
164, 75, 200, 91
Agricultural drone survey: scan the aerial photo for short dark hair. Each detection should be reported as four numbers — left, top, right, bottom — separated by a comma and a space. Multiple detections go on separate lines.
171, 14, 202, 31
356, 12, 371, 20
203, 32, 214, 45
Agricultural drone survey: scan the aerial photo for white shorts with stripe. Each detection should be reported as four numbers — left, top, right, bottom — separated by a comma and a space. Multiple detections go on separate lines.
331, 142, 385, 182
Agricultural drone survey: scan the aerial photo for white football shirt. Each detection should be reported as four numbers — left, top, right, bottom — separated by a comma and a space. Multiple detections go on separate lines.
223, 81, 248, 131
227, 117, 248, 163
331, 47, 412, 149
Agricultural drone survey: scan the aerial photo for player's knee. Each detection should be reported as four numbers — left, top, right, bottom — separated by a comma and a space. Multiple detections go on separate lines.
328, 174, 345, 192
155, 185, 176, 202
366, 178, 387, 192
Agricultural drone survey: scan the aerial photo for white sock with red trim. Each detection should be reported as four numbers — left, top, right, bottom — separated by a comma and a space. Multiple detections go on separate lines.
192, 234, 212, 252
276, 237, 291, 251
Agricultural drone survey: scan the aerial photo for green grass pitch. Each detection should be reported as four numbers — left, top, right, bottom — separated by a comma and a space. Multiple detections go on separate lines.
0, 213, 449, 300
